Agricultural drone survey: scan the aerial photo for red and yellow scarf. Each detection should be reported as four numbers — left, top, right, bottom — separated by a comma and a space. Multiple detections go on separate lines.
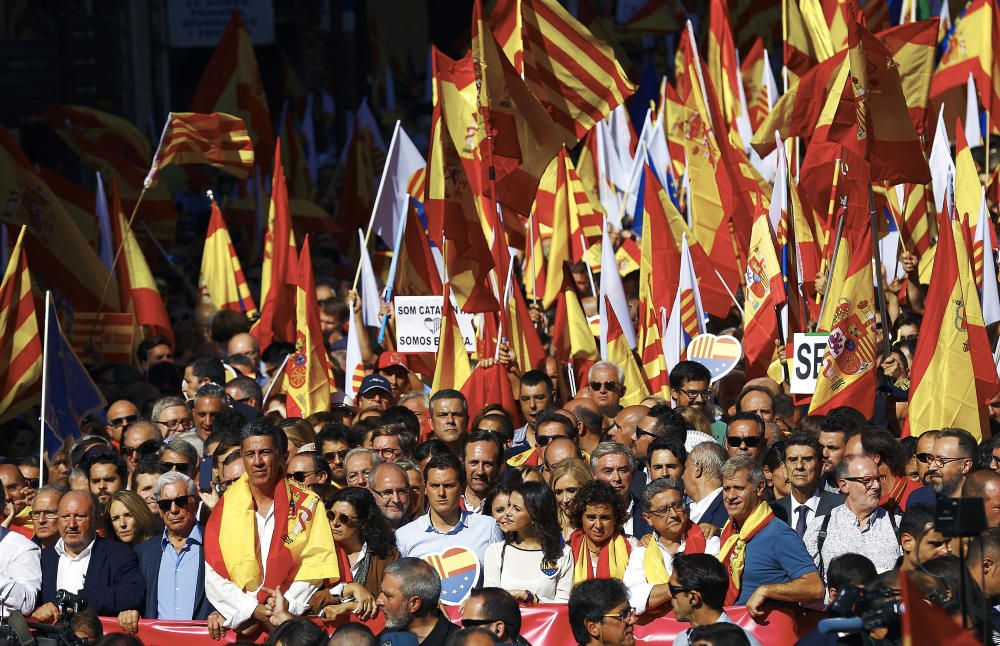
642, 522, 708, 585
205, 473, 340, 602
717, 501, 774, 605
569, 528, 631, 584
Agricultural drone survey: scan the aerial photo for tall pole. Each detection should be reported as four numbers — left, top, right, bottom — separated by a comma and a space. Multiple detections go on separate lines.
868, 186, 892, 356
38, 291, 52, 486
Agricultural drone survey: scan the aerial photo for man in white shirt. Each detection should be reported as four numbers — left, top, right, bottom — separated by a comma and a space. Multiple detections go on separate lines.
0, 485, 41, 614
770, 434, 843, 535
681, 442, 729, 527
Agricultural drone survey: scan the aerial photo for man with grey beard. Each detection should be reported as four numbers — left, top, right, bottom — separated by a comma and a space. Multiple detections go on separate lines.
375, 558, 458, 645
369, 462, 411, 529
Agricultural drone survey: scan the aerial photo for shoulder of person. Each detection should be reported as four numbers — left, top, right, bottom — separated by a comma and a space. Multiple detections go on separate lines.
2, 529, 39, 553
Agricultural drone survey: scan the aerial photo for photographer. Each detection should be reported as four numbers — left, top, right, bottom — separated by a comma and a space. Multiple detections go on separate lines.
0, 479, 41, 614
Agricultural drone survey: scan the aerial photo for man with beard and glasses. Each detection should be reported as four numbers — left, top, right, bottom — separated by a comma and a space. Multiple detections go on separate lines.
462, 431, 503, 513
370, 462, 411, 529
376, 557, 458, 646
907, 428, 977, 511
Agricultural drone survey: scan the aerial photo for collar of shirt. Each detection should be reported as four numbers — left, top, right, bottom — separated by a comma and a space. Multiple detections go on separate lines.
55, 537, 96, 561
689, 486, 723, 519
846, 504, 881, 530
160, 523, 204, 550
790, 490, 821, 516
422, 511, 471, 535
460, 494, 483, 514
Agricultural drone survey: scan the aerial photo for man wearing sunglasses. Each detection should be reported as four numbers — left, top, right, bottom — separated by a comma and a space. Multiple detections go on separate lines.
461, 587, 529, 645
669, 554, 762, 646
120, 421, 163, 475
119, 471, 213, 634
285, 452, 331, 491
507, 370, 555, 456
724, 413, 767, 462
587, 361, 626, 419
104, 400, 140, 447
568, 578, 636, 646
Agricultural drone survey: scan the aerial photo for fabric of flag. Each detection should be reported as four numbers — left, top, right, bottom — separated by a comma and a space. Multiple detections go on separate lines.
333, 114, 379, 244
877, 19, 940, 137
357, 230, 381, 327
189, 10, 273, 171
604, 296, 651, 407
488, 0, 635, 147
285, 236, 332, 418
886, 183, 934, 257
552, 264, 600, 365
145, 112, 254, 188
974, 190, 1000, 326
251, 142, 298, 352
599, 225, 637, 359
41, 295, 106, 456
278, 103, 313, 200
783, 0, 824, 85
506, 279, 548, 375
93, 173, 114, 269
930, 0, 1000, 135
108, 179, 173, 346
638, 164, 681, 326
899, 568, 982, 645
664, 234, 707, 371
394, 200, 444, 297
370, 122, 425, 247
37, 168, 100, 249
0, 227, 42, 419
199, 203, 258, 318
955, 120, 984, 230
908, 207, 999, 440
343, 302, 364, 403
708, 0, 752, 147
462, 363, 522, 430
799, 0, 842, 59
740, 38, 766, 122
432, 284, 472, 393
743, 204, 786, 380
638, 283, 670, 399
0, 125, 119, 312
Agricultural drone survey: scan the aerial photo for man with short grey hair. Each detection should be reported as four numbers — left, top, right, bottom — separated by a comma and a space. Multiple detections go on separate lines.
590, 442, 638, 535
161, 439, 199, 480
375, 557, 458, 644
151, 396, 192, 439
369, 462, 411, 528
587, 361, 626, 418
345, 448, 379, 489
682, 442, 729, 527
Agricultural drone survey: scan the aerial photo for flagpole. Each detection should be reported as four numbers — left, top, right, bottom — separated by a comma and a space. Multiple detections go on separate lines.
39, 291, 51, 487
262, 353, 291, 405
817, 207, 847, 327
868, 185, 893, 356
377, 194, 410, 344
578, 233, 598, 298
528, 211, 539, 304
713, 269, 745, 316
353, 121, 403, 293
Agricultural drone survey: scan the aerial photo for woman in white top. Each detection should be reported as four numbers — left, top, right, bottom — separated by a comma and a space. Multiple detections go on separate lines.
483, 481, 574, 603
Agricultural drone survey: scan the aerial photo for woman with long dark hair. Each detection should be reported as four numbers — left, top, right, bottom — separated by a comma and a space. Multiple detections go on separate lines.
483, 481, 573, 603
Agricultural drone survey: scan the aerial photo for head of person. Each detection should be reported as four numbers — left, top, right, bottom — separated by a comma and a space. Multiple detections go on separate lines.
587, 361, 626, 417
464, 430, 503, 500
240, 420, 289, 491
317, 423, 351, 485
375, 352, 411, 400
344, 448, 378, 489
325, 486, 395, 558
30, 485, 66, 545
899, 503, 950, 571
160, 439, 199, 480
762, 441, 789, 499
104, 399, 140, 443
58, 490, 100, 555
817, 409, 865, 476
967, 527, 1000, 597
286, 451, 332, 488
357, 374, 394, 411
826, 554, 878, 613
535, 409, 579, 449
669, 553, 729, 623
0, 463, 28, 515
687, 623, 752, 646
633, 404, 686, 465
183, 356, 226, 401
589, 442, 636, 504
130, 457, 168, 515
370, 424, 414, 464
721, 456, 766, 525
550, 458, 594, 523
736, 386, 775, 423
225, 376, 263, 410
641, 478, 689, 542
154, 471, 198, 537
193, 384, 228, 440
568, 578, 635, 646
328, 623, 376, 646
836, 455, 882, 516
484, 480, 518, 525
568, 398, 604, 444
151, 396, 193, 438
461, 587, 522, 643
120, 421, 163, 472
227, 332, 260, 368
424, 452, 465, 519
682, 441, 727, 496
397, 459, 424, 518
369, 462, 412, 526
103, 489, 158, 546
377, 558, 442, 630
429, 389, 469, 449
137, 336, 173, 373
963, 470, 1000, 528
607, 406, 645, 450
648, 435, 687, 482
541, 438, 582, 483
498, 481, 564, 566
518, 369, 554, 429
725, 413, 766, 461
927, 428, 977, 497
980, 434, 1000, 473
219, 450, 246, 493
783, 432, 823, 497
85, 451, 127, 507
569, 480, 627, 548
669, 361, 712, 410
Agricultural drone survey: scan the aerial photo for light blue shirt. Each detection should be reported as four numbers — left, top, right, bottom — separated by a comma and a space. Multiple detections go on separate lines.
156, 524, 203, 620
396, 511, 503, 576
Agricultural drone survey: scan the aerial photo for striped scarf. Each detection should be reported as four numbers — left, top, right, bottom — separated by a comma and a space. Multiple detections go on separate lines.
569, 529, 631, 584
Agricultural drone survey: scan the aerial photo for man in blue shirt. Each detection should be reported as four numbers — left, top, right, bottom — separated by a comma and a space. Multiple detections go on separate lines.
395, 453, 502, 605
117, 471, 213, 633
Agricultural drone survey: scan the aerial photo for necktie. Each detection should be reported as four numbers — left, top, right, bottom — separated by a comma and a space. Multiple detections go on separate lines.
795, 505, 809, 537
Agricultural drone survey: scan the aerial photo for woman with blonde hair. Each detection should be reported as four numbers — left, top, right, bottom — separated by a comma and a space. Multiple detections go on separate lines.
277, 417, 317, 455
549, 458, 593, 539
103, 490, 159, 547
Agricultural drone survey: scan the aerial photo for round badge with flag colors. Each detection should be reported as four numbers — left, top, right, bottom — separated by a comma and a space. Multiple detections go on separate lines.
422, 547, 481, 605
686, 334, 743, 383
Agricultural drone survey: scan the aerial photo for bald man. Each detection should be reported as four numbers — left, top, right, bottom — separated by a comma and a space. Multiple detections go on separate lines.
227, 333, 263, 383
104, 400, 140, 445
609, 406, 647, 451
0, 464, 31, 538
541, 438, 581, 484
566, 397, 605, 455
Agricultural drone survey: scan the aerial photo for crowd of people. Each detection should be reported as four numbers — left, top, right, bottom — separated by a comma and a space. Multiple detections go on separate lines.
2, 313, 1000, 646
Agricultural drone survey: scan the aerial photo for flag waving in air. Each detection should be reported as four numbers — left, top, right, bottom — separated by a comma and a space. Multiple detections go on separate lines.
743, 202, 786, 380
0, 227, 43, 419
285, 236, 332, 418
145, 112, 254, 188
199, 203, 258, 318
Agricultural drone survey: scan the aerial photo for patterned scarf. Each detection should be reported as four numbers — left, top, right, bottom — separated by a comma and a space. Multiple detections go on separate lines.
717, 501, 774, 605
570, 528, 631, 584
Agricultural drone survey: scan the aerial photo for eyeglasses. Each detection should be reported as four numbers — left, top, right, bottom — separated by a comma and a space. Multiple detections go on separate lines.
990, 455, 1000, 466
288, 471, 318, 483
29, 509, 58, 520
726, 436, 762, 448
160, 461, 191, 472
589, 381, 620, 393
635, 428, 659, 440
536, 434, 570, 447
373, 447, 402, 458
323, 450, 349, 463
218, 476, 241, 491
346, 470, 371, 484
927, 455, 971, 467
156, 495, 192, 511
120, 445, 143, 457
915, 453, 932, 464
841, 476, 879, 489
649, 502, 686, 517
601, 607, 636, 623
327, 511, 359, 526
677, 389, 710, 400
373, 488, 411, 500
155, 418, 188, 429
667, 583, 694, 597
461, 619, 498, 628
108, 415, 138, 427
24, 478, 39, 489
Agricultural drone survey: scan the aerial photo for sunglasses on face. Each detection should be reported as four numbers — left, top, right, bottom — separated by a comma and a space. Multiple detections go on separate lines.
589, 381, 620, 393
461, 619, 497, 628
160, 461, 191, 472
327, 511, 359, 526
288, 471, 318, 483
668, 583, 694, 597
109, 415, 138, 427
536, 434, 571, 447
916, 452, 932, 464
726, 436, 762, 448
323, 450, 349, 462
156, 495, 192, 512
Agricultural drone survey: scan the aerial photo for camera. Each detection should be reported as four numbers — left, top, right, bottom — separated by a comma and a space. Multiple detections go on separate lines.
0, 590, 91, 646
819, 580, 904, 643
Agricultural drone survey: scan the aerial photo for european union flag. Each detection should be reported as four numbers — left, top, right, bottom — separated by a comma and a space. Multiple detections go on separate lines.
42, 295, 106, 456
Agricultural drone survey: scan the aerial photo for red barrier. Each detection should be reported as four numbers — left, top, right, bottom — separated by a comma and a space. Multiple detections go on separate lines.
99, 604, 818, 644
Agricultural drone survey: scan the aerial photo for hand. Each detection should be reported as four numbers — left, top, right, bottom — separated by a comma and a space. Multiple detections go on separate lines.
881, 355, 902, 380
379, 299, 393, 318
508, 590, 535, 603
118, 610, 140, 634
266, 589, 293, 627
1, 501, 13, 528
31, 602, 60, 623
886, 277, 903, 295
746, 585, 770, 619
343, 583, 376, 621
698, 523, 721, 539
207, 611, 227, 640
901, 251, 919, 275
498, 342, 519, 373
252, 602, 274, 625
637, 533, 653, 547
200, 489, 219, 510
347, 290, 360, 310
814, 269, 828, 296
775, 339, 787, 364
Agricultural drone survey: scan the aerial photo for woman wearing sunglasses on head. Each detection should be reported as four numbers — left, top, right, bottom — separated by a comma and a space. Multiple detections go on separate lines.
309, 487, 398, 621
484, 481, 574, 604
103, 490, 160, 547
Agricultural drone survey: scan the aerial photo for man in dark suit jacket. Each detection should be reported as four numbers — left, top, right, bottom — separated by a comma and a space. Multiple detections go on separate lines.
682, 442, 730, 528
33, 491, 145, 620
770, 434, 843, 534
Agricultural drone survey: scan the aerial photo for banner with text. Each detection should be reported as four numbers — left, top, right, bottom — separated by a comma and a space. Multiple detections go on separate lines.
394, 295, 476, 353
791, 333, 830, 394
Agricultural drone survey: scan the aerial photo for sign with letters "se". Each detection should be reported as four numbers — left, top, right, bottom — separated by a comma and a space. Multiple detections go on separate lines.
790, 333, 830, 394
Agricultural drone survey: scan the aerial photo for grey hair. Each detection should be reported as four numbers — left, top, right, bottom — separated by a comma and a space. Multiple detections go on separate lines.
345, 448, 381, 468
154, 471, 197, 498
164, 439, 199, 467
395, 458, 420, 474
35, 484, 68, 498
399, 392, 429, 407
642, 477, 685, 512
385, 557, 441, 607
589, 442, 636, 472
689, 442, 728, 483
151, 396, 187, 423
588, 360, 625, 384
835, 453, 878, 482
720, 455, 765, 488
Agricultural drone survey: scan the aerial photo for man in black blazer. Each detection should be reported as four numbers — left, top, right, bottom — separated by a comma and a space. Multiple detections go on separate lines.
682, 442, 730, 528
117, 471, 212, 633
33, 491, 145, 620
771, 434, 843, 534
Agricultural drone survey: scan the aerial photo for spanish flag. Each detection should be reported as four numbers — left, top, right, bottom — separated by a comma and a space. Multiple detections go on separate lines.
604, 296, 650, 407
0, 227, 42, 419
199, 203, 258, 318
431, 284, 472, 393
743, 200, 785, 380
708, 0, 752, 146
908, 207, 999, 440
285, 236, 331, 418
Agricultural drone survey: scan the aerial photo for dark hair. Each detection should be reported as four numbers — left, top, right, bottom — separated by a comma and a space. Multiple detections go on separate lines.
129, 455, 168, 490
226, 376, 262, 404
822, 408, 867, 436
669, 361, 711, 389
329, 623, 375, 645
900, 503, 937, 541
568, 579, 629, 645
210, 310, 250, 344
424, 452, 466, 487
189, 356, 226, 387
783, 432, 822, 459
914, 555, 991, 636
797, 414, 826, 436
317, 423, 351, 448
326, 487, 395, 559
263, 617, 326, 646
763, 441, 787, 473
429, 389, 467, 411
968, 526, 1000, 561
534, 409, 576, 436
414, 439, 452, 463
687, 623, 751, 646
465, 430, 504, 467
261, 341, 295, 367
645, 404, 688, 440
508, 481, 563, 565
137, 336, 171, 363
827, 553, 877, 592
483, 476, 522, 516
673, 553, 729, 610
84, 450, 127, 484
94, 634, 144, 646
519, 369, 554, 394
467, 587, 521, 637
936, 428, 978, 461
891, 310, 922, 339
378, 406, 421, 440
471, 409, 515, 444
773, 393, 796, 419
728, 412, 765, 435
859, 429, 907, 475
240, 419, 288, 455
648, 435, 687, 465
568, 480, 626, 532
207, 429, 242, 462
294, 451, 334, 483
445, 628, 497, 646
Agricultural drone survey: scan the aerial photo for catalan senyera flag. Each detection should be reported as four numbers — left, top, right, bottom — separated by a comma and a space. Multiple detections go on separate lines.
886, 182, 934, 256
664, 233, 708, 371
638, 279, 670, 399
145, 112, 254, 188
604, 295, 651, 407
908, 208, 1000, 440
190, 9, 273, 171
743, 204, 786, 380
199, 203, 258, 318
285, 236, 332, 418
252, 141, 298, 352
0, 227, 42, 419
0, 125, 118, 312
432, 284, 472, 393
488, 0, 635, 146
930, 0, 1000, 135
809, 224, 878, 418
108, 179, 173, 346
